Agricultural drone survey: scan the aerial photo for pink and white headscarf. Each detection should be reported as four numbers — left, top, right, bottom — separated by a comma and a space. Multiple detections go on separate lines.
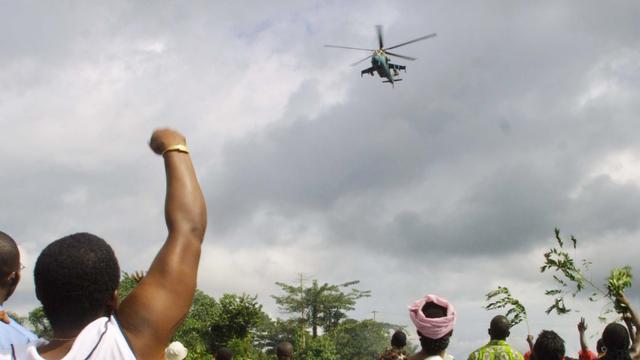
408, 294, 456, 339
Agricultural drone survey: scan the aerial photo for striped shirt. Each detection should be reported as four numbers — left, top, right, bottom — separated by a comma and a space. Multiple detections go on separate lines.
468, 340, 524, 360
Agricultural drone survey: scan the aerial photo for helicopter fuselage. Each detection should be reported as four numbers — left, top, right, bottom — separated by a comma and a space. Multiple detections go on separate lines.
372, 52, 393, 81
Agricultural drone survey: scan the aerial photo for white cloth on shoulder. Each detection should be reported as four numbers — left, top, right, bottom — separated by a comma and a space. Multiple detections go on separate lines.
0, 315, 135, 360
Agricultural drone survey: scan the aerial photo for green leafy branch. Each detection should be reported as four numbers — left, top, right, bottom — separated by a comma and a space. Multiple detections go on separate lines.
607, 266, 633, 314
541, 228, 633, 319
484, 286, 529, 331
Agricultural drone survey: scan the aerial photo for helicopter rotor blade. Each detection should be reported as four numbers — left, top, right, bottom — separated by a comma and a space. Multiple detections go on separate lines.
385, 51, 416, 61
376, 24, 384, 49
384, 33, 437, 51
351, 55, 373, 66
324, 45, 376, 52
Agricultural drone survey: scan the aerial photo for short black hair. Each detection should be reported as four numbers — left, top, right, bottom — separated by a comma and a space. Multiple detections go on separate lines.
391, 330, 407, 348
601, 323, 631, 360
489, 315, 510, 340
531, 330, 565, 360
418, 302, 451, 356
0, 231, 19, 274
34, 233, 120, 330
216, 347, 233, 360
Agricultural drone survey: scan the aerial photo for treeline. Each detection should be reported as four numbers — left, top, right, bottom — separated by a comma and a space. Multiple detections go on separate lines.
19, 275, 404, 360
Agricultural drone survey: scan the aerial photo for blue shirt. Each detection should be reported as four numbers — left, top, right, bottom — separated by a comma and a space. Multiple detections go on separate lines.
0, 305, 38, 351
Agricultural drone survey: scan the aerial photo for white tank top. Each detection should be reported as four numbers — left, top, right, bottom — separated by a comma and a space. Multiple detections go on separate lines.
0, 315, 136, 360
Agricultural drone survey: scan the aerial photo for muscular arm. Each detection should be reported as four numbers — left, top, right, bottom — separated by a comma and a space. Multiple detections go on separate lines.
117, 129, 207, 359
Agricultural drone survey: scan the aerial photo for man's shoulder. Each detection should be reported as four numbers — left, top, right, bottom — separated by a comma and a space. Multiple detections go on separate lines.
0, 320, 39, 350
467, 346, 486, 360
468, 341, 523, 358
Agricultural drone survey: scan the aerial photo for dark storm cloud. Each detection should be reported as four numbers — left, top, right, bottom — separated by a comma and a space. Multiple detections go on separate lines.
204, 1, 640, 265
2, 2, 640, 357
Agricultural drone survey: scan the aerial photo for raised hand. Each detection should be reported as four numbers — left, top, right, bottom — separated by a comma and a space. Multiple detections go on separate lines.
149, 128, 187, 155
578, 317, 587, 333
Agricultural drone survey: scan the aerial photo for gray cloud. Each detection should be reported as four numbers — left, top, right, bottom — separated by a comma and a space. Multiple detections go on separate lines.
2, 1, 640, 358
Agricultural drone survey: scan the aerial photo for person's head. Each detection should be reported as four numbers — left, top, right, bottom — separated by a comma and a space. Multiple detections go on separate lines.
601, 323, 631, 360
596, 338, 606, 356
34, 232, 120, 332
391, 330, 407, 349
215, 347, 233, 360
276, 341, 293, 360
488, 315, 511, 341
165, 341, 188, 360
0, 231, 22, 303
408, 295, 456, 357
531, 330, 565, 360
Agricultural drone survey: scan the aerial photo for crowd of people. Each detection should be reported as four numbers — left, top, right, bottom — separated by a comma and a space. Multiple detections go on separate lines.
0, 128, 638, 360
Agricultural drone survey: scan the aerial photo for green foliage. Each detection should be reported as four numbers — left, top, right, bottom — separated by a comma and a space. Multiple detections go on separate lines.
297, 335, 338, 360
484, 286, 528, 327
540, 229, 600, 315
272, 278, 371, 337
27, 307, 52, 339
173, 290, 219, 359
330, 319, 389, 360
118, 271, 141, 303
209, 293, 266, 351
607, 266, 633, 314
540, 229, 634, 319
226, 337, 270, 360
254, 318, 301, 354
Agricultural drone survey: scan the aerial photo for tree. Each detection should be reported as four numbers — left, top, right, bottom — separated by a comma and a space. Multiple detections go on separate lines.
330, 319, 390, 360
209, 293, 267, 352
272, 278, 371, 337
27, 307, 52, 339
254, 318, 301, 355
297, 335, 338, 360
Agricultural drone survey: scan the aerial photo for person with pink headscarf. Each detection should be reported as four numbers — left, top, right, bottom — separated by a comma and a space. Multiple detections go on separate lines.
407, 294, 456, 360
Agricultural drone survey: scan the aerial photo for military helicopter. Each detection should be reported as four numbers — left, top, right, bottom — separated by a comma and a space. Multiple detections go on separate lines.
325, 25, 436, 87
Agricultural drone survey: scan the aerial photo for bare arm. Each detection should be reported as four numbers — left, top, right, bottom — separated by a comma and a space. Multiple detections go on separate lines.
617, 294, 640, 359
624, 316, 637, 345
577, 317, 589, 352
117, 129, 207, 359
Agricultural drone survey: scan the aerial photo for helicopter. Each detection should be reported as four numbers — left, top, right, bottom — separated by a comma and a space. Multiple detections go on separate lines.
325, 25, 436, 87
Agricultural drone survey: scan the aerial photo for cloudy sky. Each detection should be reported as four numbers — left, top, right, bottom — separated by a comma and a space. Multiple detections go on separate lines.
2, 0, 640, 357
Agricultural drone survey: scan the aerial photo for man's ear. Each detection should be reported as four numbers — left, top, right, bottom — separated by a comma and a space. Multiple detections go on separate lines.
2, 272, 20, 301
106, 290, 119, 314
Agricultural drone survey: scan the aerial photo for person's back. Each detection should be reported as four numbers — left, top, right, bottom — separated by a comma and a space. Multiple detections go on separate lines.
0, 231, 38, 351
467, 315, 523, 360
379, 330, 409, 360
1, 129, 207, 360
